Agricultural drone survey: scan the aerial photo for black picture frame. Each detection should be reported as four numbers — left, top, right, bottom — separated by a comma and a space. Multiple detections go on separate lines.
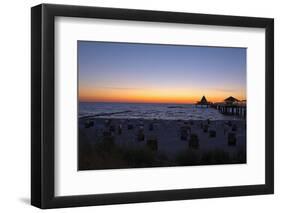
31, 3, 274, 209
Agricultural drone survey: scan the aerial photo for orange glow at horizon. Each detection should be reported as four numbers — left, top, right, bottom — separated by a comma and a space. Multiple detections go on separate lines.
79, 87, 246, 104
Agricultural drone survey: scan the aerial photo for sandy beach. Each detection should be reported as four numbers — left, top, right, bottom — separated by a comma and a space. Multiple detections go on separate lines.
78, 117, 246, 170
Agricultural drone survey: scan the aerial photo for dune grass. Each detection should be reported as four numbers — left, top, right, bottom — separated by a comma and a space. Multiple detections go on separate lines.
78, 133, 162, 170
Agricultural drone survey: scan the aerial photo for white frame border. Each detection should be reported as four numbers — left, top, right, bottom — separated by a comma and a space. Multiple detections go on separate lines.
54, 17, 265, 196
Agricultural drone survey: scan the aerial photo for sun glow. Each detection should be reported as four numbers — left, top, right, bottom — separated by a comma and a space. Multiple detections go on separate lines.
79, 86, 246, 104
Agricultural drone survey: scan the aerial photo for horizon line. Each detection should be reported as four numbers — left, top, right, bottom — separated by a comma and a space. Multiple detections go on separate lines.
79, 100, 195, 104
78, 100, 247, 105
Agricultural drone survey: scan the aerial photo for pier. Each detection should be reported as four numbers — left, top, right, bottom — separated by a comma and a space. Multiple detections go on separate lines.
197, 96, 246, 119
211, 103, 246, 118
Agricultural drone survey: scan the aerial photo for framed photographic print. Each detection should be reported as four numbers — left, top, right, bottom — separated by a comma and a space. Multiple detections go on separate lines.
31, 4, 274, 209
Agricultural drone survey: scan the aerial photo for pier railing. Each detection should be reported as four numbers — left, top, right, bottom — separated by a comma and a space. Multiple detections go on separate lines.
211, 102, 246, 118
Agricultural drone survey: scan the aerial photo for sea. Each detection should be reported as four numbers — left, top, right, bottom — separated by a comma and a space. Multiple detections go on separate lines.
79, 102, 242, 120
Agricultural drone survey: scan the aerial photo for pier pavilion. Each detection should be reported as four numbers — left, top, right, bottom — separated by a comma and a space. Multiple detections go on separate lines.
211, 96, 246, 118
196, 96, 211, 108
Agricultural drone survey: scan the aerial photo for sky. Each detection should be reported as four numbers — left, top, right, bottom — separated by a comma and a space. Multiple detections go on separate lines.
78, 41, 246, 104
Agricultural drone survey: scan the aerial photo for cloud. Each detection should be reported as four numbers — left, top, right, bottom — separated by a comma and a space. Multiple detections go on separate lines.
99, 86, 144, 91
210, 88, 237, 93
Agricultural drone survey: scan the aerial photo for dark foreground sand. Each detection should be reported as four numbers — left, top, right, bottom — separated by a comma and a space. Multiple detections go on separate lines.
78, 117, 246, 170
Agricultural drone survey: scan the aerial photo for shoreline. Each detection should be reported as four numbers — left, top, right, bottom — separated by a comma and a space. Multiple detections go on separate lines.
79, 115, 246, 121
79, 102, 246, 121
